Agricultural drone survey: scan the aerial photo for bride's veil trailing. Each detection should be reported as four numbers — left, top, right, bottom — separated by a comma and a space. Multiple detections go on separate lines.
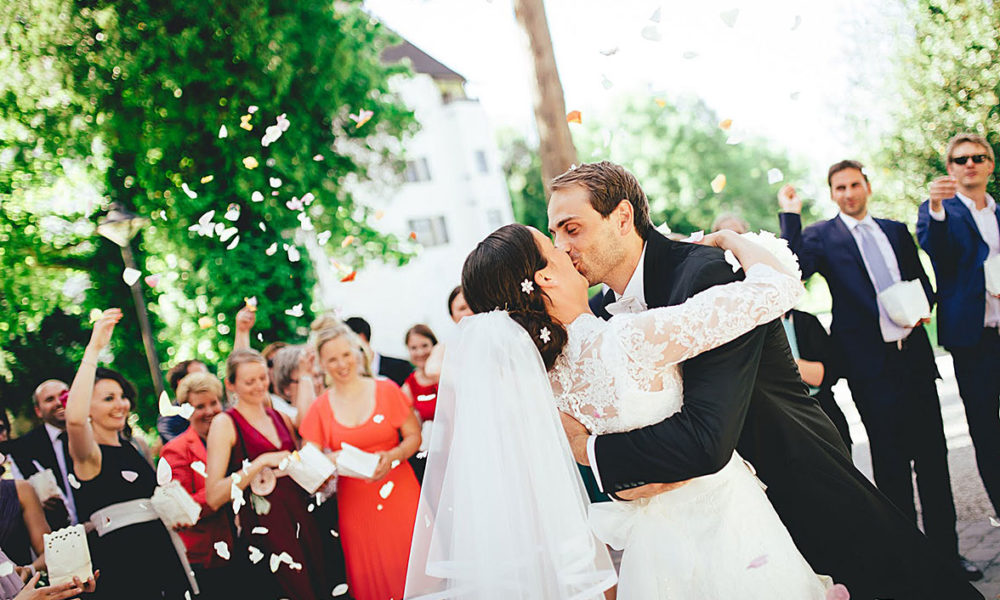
404, 311, 616, 599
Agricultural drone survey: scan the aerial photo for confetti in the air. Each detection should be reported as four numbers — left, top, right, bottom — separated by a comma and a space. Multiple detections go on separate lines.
198, 316, 214, 329
301, 192, 315, 206
0, 563, 12, 578
711, 174, 727, 194
654, 98, 667, 108
719, 119, 733, 131
269, 177, 282, 188
248, 105, 258, 114
340, 235, 355, 248
720, 8, 740, 27
649, 6, 662, 22
218, 125, 228, 139
601, 75, 613, 90
225, 204, 240, 221
181, 183, 198, 199
251, 191, 264, 203
122, 268, 141, 287
409, 231, 418, 241
767, 168, 784, 185
121, 470, 139, 483
373, 414, 385, 424
200, 175, 214, 184
240, 115, 253, 131
566, 110, 582, 124
330, 529, 339, 537
248, 546, 264, 564
219, 227, 238, 243
789, 91, 800, 101
317, 231, 332, 245
266, 243, 278, 256
242, 156, 259, 169
191, 461, 207, 478
261, 113, 290, 147
286, 197, 304, 211
349, 109, 374, 128
379, 481, 394, 499
599, 47, 619, 56
144, 274, 160, 288
226, 235, 240, 250
340, 271, 357, 283
746, 554, 768, 569
791, 15, 802, 31
214, 541, 231, 560
825, 584, 850, 600
68, 474, 81, 489
376, 504, 383, 511
726, 135, 742, 145
641, 24, 662, 42
332, 583, 349, 597
287, 246, 301, 262
313, 154, 324, 161
252, 526, 269, 535
245, 297, 258, 311
156, 457, 173, 486
285, 303, 304, 318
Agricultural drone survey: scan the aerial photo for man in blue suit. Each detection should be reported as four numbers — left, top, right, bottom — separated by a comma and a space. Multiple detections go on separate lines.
779, 160, 980, 580
917, 133, 1000, 524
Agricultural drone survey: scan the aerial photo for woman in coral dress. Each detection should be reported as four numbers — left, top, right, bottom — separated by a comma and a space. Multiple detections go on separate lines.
300, 323, 422, 600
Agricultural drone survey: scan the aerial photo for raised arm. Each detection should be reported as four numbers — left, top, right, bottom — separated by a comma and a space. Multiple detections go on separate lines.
591, 259, 770, 491
66, 308, 122, 480
777, 186, 823, 279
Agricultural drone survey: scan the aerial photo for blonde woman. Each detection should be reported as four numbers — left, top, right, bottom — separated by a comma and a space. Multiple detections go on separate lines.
299, 325, 421, 600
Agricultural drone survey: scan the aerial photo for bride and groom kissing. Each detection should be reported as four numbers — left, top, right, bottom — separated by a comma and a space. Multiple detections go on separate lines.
404, 162, 982, 600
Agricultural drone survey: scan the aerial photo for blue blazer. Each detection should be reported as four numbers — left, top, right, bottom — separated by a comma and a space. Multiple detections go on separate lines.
916, 196, 1000, 349
780, 212, 935, 380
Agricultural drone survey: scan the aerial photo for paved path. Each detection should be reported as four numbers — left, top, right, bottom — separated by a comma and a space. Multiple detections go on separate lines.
833, 354, 999, 598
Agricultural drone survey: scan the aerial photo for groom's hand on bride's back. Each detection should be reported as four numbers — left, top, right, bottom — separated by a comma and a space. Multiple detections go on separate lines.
615, 481, 690, 501
559, 412, 592, 465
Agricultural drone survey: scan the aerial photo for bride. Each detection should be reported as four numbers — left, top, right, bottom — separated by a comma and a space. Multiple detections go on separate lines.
404, 224, 834, 599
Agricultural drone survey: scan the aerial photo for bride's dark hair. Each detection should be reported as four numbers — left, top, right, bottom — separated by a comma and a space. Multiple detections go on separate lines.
461, 224, 568, 370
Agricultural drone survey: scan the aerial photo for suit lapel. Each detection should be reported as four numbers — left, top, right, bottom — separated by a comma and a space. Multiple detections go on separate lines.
641, 229, 675, 308
829, 217, 867, 274
874, 219, 906, 276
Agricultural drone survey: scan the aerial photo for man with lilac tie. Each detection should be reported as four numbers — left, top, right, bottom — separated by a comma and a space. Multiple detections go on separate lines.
779, 159, 981, 581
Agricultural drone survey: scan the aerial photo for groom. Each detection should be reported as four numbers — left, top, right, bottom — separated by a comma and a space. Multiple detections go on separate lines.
548, 162, 981, 600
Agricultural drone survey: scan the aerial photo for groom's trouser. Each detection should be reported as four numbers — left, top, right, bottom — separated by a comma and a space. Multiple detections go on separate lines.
846, 328, 959, 560
950, 327, 1000, 518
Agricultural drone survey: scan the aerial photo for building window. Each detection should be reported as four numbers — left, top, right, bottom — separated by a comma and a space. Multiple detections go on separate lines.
408, 216, 450, 247
404, 158, 432, 183
474, 150, 489, 174
486, 209, 505, 231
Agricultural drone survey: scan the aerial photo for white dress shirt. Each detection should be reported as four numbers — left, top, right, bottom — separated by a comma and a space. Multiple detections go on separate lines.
838, 213, 910, 343
44, 423, 78, 524
929, 192, 1000, 327
586, 243, 647, 495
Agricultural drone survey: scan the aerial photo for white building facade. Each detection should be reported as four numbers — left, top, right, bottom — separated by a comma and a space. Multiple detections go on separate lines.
313, 40, 514, 356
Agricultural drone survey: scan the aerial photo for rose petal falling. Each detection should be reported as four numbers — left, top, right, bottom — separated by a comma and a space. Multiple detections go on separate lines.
825, 584, 850, 600
122, 268, 141, 287
791, 15, 802, 31
248, 105, 258, 114
225, 204, 240, 221
719, 119, 733, 130
156, 457, 173, 486
566, 110, 582, 124
286, 197, 304, 211
270, 554, 281, 573
376, 504, 383, 511
649, 6, 662, 22
317, 231, 332, 245
767, 168, 784, 185
349, 109, 373, 128
219, 227, 238, 242
218, 125, 228, 138
340, 235, 354, 248
242, 156, 259, 169
641, 25, 662, 42
248, 546, 264, 564
121, 470, 139, 483
245, 296, 258, 311
340, 271, 357, 283
287, 246, 300, 262
251, 526, 269, 535
214, 541, 231, 560
226, 235, 240, 250
251, 191, 264, 203
285, 303, 304, 318
711, 174, 727, 194
198, 316, 214, 329
68, 474, 81, 489
191, 461, 207, 478
720, 8, 740, 27
144, 274, 160, 288
599, 47, 619, 56
372, 414, 385, 424
409, 231, 417, 241
265, 243, 278, 256
313, 154, 324, 161
181, 183, 198, 199
379, 481, 394, 499
200, 175, 214, 184
332, 583, 349, 597
330, 529, 339, 537
746, 554, 768, 569
269, 177, 282, 188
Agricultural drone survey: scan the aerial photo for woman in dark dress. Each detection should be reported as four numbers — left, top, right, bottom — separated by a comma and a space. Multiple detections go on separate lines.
205, 349, 327, 600
66, 309, 192, 599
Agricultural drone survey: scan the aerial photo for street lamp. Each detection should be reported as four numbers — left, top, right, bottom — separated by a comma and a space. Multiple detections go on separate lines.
97, 203, 166, 401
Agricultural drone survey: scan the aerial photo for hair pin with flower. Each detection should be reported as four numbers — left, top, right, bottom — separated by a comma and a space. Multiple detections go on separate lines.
521, 279, 534, 294
539, 327, 551, 344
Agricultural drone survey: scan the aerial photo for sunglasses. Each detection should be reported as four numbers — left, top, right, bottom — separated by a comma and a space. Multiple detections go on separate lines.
950, 154, 991, 165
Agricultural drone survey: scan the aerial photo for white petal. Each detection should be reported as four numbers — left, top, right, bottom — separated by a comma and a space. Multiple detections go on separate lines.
218, 125, 228, 138
121, 470, 139, 483
156, 458, 173, 486
332, 583, 349, 596
122, 268, 141, 287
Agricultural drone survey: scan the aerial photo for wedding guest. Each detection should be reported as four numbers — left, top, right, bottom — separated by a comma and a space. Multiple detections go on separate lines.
918, 133, 1000, 524
779, 163, 979, 580
0, 469, 50, 578
711, 211, 750, 234
160, 372, 245, 598
424, 286, 473, 379
205, 349, 327, 600
5, 569, 96, 600
299, 325, 421, 600
400, 324, 439, 482
157, 359, 209, 443
66, 309, 194, 599
781, 309, 852, 452
9, 379, 76, 528
270, 345, 318, 426
345, 317, 412, 386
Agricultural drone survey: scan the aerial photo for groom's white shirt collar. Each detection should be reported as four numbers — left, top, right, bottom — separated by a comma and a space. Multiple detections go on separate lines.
588, 242, 648, 497
614, 243, 648, 304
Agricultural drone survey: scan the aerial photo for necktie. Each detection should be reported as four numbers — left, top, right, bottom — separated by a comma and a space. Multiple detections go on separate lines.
57, 431, 72, 492
856, 223, 895, 292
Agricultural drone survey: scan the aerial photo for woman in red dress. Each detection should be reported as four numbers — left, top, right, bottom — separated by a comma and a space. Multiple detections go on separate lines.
400, 324, 439, 482
205, 349, 327, 600
299, 324, 421, 600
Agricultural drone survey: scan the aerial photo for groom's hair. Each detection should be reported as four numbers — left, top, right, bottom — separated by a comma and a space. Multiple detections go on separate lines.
550, 161, 652, 239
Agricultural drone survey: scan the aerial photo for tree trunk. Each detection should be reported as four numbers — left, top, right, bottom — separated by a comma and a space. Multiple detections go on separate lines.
513, 0, 578, 197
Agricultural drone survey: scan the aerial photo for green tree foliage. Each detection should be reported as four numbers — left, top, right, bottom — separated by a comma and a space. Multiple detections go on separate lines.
878, 0, 999, 215
498, 93, 811, 236
1, 0, 416, 423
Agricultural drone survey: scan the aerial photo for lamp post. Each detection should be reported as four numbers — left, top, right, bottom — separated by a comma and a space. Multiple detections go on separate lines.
97, 203, 166, 401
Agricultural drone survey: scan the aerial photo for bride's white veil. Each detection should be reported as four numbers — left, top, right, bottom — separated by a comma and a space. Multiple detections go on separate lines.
404, 311, 616, 599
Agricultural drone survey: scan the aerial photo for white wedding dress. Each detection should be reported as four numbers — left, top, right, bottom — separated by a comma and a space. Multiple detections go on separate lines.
549, 263, 831, 599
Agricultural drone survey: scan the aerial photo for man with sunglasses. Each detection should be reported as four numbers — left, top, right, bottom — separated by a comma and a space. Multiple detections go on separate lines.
918, 133, 1000, 528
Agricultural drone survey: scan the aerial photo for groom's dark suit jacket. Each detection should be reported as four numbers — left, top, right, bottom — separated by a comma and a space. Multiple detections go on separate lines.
590, 229, 981, 600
